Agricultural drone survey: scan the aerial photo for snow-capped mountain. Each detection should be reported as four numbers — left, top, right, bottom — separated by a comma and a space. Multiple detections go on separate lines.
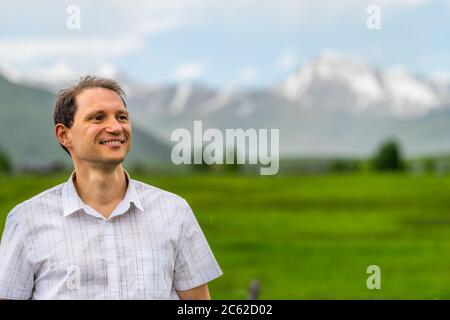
278, 53, 449, 118
123, 53, 450, 156
3, 53, 450, 157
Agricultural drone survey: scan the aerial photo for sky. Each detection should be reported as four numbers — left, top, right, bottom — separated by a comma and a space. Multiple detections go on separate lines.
0, 0, 450, 88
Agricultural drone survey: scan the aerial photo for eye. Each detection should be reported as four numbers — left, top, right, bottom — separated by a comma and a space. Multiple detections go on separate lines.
118, 115, 129, 121
91, 115, 103, 121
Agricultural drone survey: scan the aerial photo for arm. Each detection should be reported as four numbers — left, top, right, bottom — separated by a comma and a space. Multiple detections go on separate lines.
0, 207, 34, 300
177, 283, 211, 300
173, 202, 223, 299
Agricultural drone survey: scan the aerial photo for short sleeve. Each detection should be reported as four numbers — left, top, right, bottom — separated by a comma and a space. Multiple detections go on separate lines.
0, 207, 34, 300
173, 203, 223, 291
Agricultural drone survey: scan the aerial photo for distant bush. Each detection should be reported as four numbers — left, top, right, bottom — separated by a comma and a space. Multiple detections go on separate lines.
191, 147, 212, 172
329, 159, 361, 173
19, 160, 67, 174
0, 147, 12, 173
191, 146, 241, 173
422, 157, 436, 173
372, 140, 405, 172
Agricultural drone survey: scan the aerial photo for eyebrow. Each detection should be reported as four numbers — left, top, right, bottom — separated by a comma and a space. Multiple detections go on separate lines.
84, 109, 129, 119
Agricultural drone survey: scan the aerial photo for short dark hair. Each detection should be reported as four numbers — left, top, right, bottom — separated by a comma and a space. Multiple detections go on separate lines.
53, 75, 127, 155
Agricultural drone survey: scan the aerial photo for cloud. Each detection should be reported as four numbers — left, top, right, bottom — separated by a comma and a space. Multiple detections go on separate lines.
233, 67, 258, 86
377, 0, 431, 7
29, 61, 80, 81
134, 17, 182, 34
3, 0, 432, 65
428, 71, 450, 88
0, 0, 443, 87
173, 63, 204, 81
0, 60, 120, 91
0, 11, 184, 64
0, 0, 186, 67
277, 51, 298, 71
0, 36, 142, 63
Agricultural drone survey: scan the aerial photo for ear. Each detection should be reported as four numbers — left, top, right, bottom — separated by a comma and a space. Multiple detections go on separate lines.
55, 123, 72, 149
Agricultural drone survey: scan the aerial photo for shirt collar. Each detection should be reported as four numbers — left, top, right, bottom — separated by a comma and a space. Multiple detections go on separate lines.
62, 169, 144, 218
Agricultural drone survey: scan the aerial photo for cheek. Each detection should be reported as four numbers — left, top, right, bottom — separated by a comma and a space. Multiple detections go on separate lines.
71, 126, 102, 147
123, 125, 132, 137
85, 126, 103, 140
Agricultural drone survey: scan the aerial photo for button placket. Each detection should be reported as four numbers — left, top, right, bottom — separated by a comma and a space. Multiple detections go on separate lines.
103, 219, 120, 299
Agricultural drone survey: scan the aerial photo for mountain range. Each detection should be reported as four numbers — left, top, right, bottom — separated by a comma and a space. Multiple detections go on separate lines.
1, 53, 450, 169
124, 53, 450, 157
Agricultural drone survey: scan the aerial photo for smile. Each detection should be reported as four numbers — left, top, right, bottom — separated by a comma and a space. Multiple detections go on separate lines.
99, 140, 125, 145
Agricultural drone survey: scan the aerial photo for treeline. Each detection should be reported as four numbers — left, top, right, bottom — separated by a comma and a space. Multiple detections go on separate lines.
163, 139, 447, 175
0, 147, 11, 174
278, 139, 450, 175
1, 140, 450, 175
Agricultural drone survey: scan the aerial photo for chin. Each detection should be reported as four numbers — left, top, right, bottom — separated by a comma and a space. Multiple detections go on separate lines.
96, 155, 127, 166
106, 156, 126, 165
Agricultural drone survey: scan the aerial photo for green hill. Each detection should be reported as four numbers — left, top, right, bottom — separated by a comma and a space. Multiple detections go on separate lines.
0, 75, 171, 170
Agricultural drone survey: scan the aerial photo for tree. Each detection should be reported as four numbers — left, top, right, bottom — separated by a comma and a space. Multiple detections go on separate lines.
422, 157, 436, 174
372, 140, 405, 172
0, 147, 12, 173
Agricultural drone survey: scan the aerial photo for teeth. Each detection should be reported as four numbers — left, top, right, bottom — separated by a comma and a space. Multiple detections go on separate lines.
101, 141, 122, 145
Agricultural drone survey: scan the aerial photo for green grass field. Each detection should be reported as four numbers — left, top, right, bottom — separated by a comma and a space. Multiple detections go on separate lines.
1, 172, 450, 299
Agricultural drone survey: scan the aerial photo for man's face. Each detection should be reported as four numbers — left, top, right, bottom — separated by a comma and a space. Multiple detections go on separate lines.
66, 87, 132, 166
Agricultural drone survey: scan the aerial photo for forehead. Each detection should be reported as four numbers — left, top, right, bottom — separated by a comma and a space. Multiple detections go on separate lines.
74, 87, 126, 116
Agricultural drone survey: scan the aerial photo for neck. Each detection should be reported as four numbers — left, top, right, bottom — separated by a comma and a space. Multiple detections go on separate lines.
72, 163, 128, 218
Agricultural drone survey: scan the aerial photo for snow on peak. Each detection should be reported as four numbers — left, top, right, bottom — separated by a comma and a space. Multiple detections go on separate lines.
279, 53, 447, 117
168, 83, 192, 115
383, 67, 441, 117
281, 53, 384, 107
281, 65, 313, 101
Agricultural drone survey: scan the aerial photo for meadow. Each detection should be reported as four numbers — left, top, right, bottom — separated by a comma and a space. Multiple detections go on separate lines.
1, 172, 450, 299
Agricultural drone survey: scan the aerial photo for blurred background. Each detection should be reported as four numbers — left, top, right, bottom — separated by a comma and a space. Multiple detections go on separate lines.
1, 0, 450, 299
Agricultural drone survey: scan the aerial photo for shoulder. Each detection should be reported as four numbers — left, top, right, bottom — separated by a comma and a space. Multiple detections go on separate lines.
131, 179, 191, 213
6, 183, 65, 223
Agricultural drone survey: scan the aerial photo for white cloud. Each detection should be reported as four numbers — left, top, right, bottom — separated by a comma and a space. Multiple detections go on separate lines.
30, 61, 80, 81
0, 36, 142, 63
0, 2, 184, 64
0, 0, 442, 87
277, 51, 298, 71
97, 64, 120, 79
377, 0, 430, 7
429, 71, 450, 82
233, 67, 258, 86
0, 60, 121, 91
428, 71, 450, 91
173, 63, 204, 81
135, 17, 182, 34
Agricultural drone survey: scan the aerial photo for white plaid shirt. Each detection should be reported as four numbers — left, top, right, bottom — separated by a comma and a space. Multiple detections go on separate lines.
0, 171, 222, 300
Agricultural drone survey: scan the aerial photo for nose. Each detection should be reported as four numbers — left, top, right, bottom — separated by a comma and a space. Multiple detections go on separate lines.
105, 116, 123, 134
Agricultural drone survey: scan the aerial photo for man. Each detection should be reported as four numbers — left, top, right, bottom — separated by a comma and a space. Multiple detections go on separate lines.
0, 76, 222, 300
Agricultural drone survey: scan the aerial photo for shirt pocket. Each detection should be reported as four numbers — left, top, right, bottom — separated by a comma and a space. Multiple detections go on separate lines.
135, 247, 175, 299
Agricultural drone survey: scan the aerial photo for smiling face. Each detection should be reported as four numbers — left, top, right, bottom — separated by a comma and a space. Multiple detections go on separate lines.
64, 87, 132, 167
